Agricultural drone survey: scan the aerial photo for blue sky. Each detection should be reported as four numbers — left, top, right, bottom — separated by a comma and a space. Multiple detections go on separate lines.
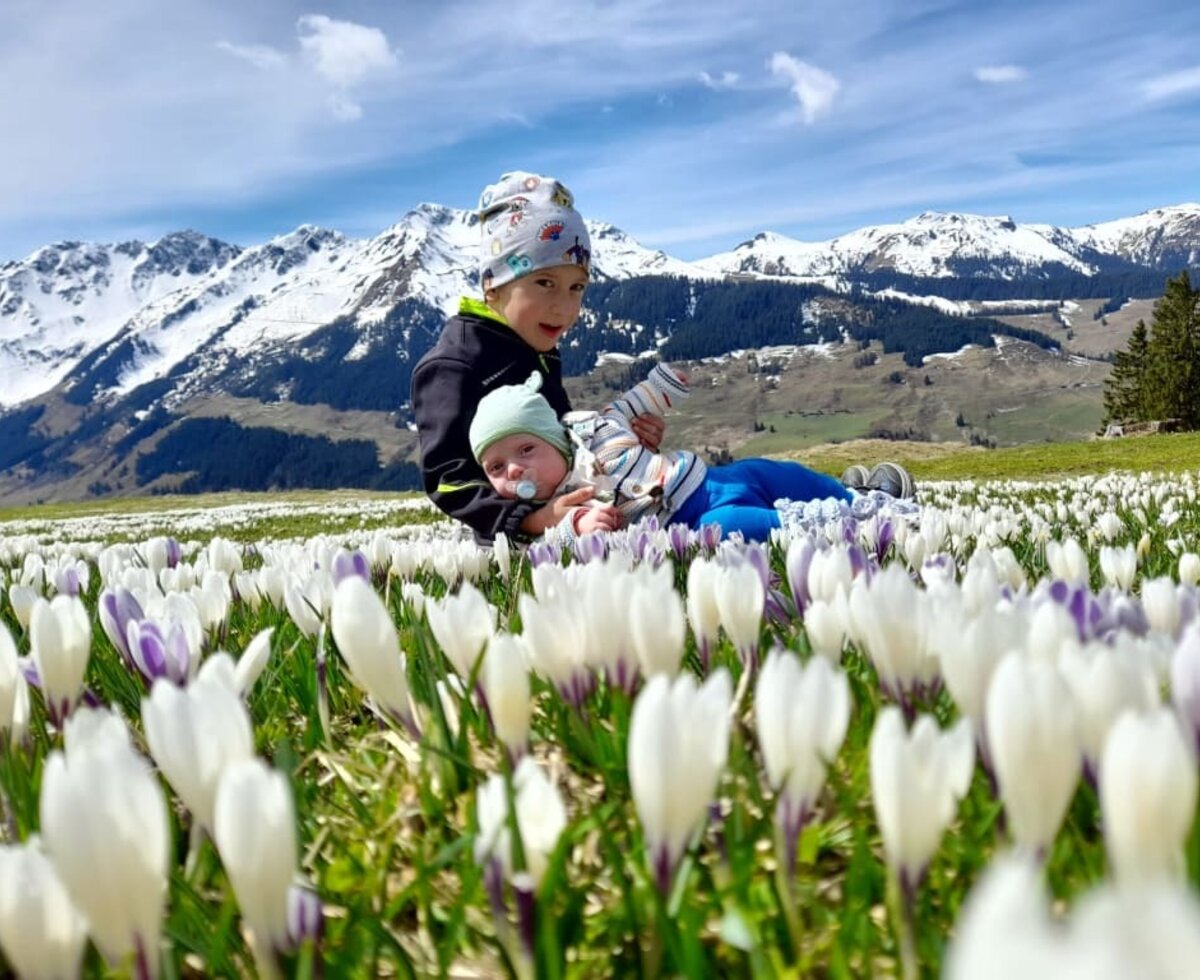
2, 0, 1200, 262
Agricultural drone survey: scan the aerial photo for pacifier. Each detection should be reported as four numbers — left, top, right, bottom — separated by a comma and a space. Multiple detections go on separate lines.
503, 469, 539, 500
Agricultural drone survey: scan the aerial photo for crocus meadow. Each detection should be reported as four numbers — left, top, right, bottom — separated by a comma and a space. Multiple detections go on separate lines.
1, 470, 1200, 977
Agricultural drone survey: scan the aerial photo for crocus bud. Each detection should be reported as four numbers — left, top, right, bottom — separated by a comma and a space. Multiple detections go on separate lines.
756, 650, 850, 868
40, 709, 169, 974
492, 533, 512, 583
329, 576, 417, 734
214, 759, 298, 971
870, 707, 973, 894
0, 840, 88, 980
686, 558, 722, 669
474, 757, 567, 888
1047, 538, 1089, 585
8, 584, 38, 631
1142, 577, 1184, 639
628, 670, 732, 894
126, 618, 193, 687
1100, 708, 1198, 882
331, 549, 370, 586
712, 558, 764, 668
986, 653, 1081, 855
29, 595, 91, 726
848, 564, 938, 709
1180, 553, 1200, 588
0, 623, 21, 736
235, 628, 274, 696
803, 594, 852, 661
1171, 624, 1200, 754
425, 582, 496, 680
519, 591, 592, 707
142, 654, 254, 834
629, 563, 687, 678
483, 632, 531, 757
1099, 545, 1137, 591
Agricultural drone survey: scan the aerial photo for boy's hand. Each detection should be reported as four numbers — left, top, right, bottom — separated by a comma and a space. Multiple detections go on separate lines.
576, 505, 623, 535
520, 487, 594, 535
631, 413, 666, 452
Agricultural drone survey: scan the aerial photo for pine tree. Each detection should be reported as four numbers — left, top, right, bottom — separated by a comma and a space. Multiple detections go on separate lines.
1143, 271, 1200, 427
1102, 319, 1151, 425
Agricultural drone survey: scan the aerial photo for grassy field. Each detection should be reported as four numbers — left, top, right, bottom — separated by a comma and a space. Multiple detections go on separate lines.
782, 430, 1200, 483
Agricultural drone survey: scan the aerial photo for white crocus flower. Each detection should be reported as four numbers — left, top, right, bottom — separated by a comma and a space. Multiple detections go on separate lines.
235, 628, 275, 696
142, 654, 255, 834
803, 594, 852, 661
756, 651, 850, 865
29, 595, 91, 726
807, 545, 855, 605
1099, 544, 1137, 591
1141, 576, 1184, 638
869, 707, 974, 892
482, 632, 531, 757
629, 563, 687, 678
1046, 538, 1089, 585
685, 558, 722, 668
518, 590, 591, 706
474, 757, 567, 888
1059, 642, 1160, 775
426, 582, 496, 681
1180, 553, 1200, 588
213, 759, 298, 976
0, 623, 21, 737
935, 603, 1025, 735
0, 840, 88, 980
986, 653, 1081, 855
712, 558, 764, 668
1100, 708, 1198, 883
576, 560, 637, 689
283, 572, 330, 640
628, 670, 732, 894
849, 564, 937, 705
8, 583, 39, 630
40, 708, 169, 974
329, 576, 417, 733
492, 532, 512, 583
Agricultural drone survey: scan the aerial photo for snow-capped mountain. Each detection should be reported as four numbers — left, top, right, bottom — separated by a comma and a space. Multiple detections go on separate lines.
2, 202, 1199, 413
0, 205, 704, 409
696, 210, 1110, 280
1068, 204, 1200, 269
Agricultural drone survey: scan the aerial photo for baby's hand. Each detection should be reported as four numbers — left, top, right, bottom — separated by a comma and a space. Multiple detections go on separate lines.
630, 413, 665, 452
576, 505, 623, 535
521, 487, 594, 535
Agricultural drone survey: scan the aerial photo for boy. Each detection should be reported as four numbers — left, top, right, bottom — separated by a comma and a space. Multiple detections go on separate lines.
468, 366, 916, 544
410, 171, 663, 544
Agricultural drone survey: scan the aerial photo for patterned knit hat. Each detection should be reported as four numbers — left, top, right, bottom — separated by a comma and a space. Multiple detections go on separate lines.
477, 171, 591, 294
469, 371, 572, 462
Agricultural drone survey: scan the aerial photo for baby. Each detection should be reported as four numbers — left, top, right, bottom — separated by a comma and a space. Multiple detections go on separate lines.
468, 365, 901, 543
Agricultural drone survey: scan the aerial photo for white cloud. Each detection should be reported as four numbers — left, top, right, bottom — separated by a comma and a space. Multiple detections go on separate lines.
215, 40, 286, 71
296, 14, 397, 89
768, 52, 839, 123
1142, 65, 1200, 101
699, 70, 740, 90
974, 64, 1028, 84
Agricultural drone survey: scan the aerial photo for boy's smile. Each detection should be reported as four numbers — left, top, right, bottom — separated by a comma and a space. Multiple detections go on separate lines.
486, 264, 588, 352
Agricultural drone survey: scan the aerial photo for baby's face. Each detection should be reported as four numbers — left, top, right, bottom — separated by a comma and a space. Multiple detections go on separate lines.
486, 264, 588, 352
479, 433, 569, 500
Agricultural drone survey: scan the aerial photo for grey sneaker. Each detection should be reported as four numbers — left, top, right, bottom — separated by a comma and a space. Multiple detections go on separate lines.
841, 464, 871, 491
866, 462, 915, 499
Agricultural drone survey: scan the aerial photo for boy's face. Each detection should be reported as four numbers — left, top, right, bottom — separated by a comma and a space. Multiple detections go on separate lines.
486, 264, 588, 352
479, 432, 569, 501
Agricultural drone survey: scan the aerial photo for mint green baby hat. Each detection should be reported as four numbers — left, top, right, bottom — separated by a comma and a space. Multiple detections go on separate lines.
469, 371, 572, 462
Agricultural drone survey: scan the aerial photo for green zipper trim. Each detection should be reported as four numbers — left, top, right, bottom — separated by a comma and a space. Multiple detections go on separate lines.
437, 480, 489, 493
458, 295, 508, 325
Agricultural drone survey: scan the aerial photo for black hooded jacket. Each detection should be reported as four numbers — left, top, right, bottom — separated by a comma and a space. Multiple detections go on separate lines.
410, 298, 572, 543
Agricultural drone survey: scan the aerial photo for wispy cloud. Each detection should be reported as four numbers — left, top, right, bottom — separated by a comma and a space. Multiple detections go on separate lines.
215, 40, 285, 71
974, 64, 1027, 84
1142, 65, 1200, 101
3, 0, 1200, 262
296, 14, 397, 89
698, 70, 740, 90
768, 52, 840, 123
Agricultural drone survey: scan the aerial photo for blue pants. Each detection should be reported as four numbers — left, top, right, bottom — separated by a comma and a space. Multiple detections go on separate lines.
671, 459, 852, 542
